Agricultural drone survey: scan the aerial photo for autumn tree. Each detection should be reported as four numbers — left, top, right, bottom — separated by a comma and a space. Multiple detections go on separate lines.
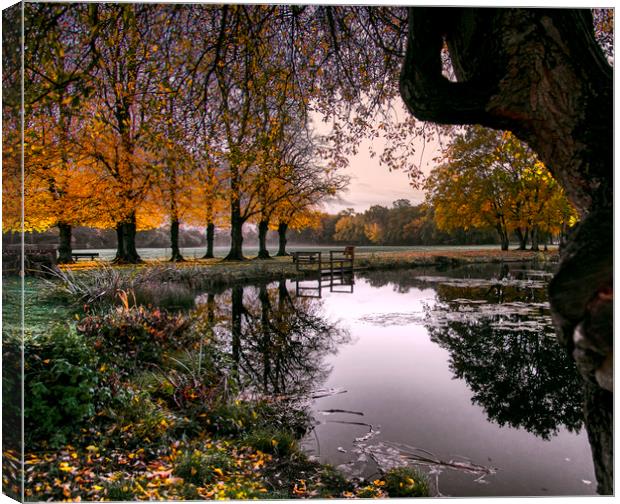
425, 126, 576, 251
17, 3, 100, 262
84, 4, 168, 263
147, 7, 207, 262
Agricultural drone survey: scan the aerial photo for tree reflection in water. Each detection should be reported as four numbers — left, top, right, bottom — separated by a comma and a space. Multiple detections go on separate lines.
426, 310, 583, 440
365, 265, 584, 439
195, 280, 349, 399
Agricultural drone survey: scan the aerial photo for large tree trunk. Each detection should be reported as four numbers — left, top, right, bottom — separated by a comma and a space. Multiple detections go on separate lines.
530, 226, 540, 251
57, 222, 73, 264
256, 220, 270, 259
114, 213, 141, 264
203, 222, 215, 259
114, 223, 124, 262
276, 221, 289, 256
224, 167, 246, 261
225, 213, 245, 261
400, 8, 612, 493
169, 218, 184, 262
515, 227, 529, 250
495, 223, 509, 251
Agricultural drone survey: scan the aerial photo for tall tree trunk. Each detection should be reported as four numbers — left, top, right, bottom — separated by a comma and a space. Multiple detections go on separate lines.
114, 213, 141, 264
515, 227, 529, 250
224, 160, 245, 261
114, 223, 124, 262
256, 220, 270, 259
276, 221, 289, 256
400, 8, 612, 493
169, 218, 184, 262
496, 224, 509, 251
225, 215, 245, 261
530, 226, 540, 251
57, 222, 73, 264
203, 222, 215, 259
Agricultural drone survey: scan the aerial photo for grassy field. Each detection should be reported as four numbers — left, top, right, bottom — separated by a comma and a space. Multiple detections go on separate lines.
72, 244, 512, 261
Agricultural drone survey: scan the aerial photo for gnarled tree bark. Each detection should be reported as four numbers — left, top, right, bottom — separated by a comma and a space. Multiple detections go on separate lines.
400, 7, 612, 493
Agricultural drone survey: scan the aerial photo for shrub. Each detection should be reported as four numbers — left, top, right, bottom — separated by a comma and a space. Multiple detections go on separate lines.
77, 305, 189, 373
44, 265, 132, 309
383, 466, 430, 497
100, 390, 174, 448
24, 326, 98, 446
158, 368, 222, 410
243, 429, 297, 457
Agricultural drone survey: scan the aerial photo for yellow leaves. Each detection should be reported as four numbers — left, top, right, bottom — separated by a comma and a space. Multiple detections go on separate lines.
292, 479, 307, 495
58, 461, 77, 473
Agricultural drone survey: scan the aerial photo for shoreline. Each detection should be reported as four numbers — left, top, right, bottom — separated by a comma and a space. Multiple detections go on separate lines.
56, 248, 560, 290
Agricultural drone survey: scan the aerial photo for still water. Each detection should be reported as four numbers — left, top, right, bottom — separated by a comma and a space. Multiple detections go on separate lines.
191, 263, 596, 497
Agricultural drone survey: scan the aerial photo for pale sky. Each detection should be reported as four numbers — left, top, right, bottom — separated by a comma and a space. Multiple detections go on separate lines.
322, 133, 444, 214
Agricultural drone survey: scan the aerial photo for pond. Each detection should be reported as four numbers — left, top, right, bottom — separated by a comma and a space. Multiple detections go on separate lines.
187, 262, 595, 497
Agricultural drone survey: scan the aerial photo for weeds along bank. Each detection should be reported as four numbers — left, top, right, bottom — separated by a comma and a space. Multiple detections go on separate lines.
3, 274, 430, 501
54, 248, 560, 296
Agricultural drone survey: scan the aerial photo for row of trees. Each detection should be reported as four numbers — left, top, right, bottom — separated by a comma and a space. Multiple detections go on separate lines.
292, 200, 495, 247
296, 127, 577, 251
1, 5, 597, 261
7, 4, 386, 263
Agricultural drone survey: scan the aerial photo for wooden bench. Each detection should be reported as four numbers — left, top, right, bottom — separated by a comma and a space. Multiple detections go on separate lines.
71, 252, 100, 261
327, 246, 355, 275
292, 251, 322, 271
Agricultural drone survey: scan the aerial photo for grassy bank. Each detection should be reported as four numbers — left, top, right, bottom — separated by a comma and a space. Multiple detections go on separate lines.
57, 248, 559, 293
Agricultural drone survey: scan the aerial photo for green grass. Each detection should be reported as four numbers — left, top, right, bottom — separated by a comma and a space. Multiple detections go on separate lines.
3, 277, 76, 340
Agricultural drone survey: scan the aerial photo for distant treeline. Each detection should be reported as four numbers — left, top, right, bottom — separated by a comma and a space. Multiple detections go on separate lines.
289, 200, 500, 246
5, 200, 509, 250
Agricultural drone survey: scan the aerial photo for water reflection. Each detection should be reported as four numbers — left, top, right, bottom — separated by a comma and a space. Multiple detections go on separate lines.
195, 280, 349, 398
364, 266, 583, 440
427, 318, 583, 440
295, 273, 355, 298
188, 264, 599, 496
